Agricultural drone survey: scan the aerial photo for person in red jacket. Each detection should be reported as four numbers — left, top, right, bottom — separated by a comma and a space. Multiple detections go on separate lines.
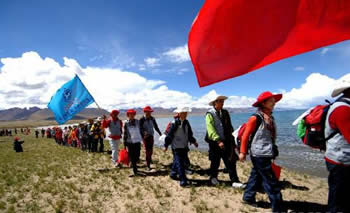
324, 81, 350, 213
239, 91, 283, 213
102, 110, 123, 167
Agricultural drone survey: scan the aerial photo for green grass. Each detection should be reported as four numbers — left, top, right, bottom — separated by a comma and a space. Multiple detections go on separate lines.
0, 132, 328, 212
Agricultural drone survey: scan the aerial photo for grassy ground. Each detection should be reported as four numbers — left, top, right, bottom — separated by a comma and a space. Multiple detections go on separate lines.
0, 134, 328, 213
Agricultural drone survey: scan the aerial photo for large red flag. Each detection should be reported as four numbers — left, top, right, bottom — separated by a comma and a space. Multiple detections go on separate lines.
188, 0, 350, 87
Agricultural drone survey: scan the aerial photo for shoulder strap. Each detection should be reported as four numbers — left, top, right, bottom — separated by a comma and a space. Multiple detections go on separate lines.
249, 113, 263, 142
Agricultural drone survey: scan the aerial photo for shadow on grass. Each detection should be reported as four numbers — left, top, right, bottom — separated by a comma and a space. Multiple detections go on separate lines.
280, 180, 309, 191
284, 200, 327, 213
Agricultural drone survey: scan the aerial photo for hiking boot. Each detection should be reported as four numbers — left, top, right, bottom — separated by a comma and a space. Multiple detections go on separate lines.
242, 199, 258, 208
210, 177, 219, 186
180, 180, 190, 187
170, 174, 179, 180
232, 182, 246, 189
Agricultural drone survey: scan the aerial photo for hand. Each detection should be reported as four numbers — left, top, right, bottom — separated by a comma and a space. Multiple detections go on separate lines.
239, 153, 246, 162
218, 141, 225, 149
163, 147, 168, 152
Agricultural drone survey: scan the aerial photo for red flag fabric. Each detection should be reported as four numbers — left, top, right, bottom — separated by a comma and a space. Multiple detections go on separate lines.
117, 149, 130, 165
188, 0, 350, 87
271, 162, 282, 180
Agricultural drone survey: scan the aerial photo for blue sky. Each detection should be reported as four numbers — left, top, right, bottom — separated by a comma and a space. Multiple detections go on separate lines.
1, 0, 350, 110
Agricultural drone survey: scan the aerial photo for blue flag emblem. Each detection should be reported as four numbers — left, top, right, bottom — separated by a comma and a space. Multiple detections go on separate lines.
48, 75, 94, 124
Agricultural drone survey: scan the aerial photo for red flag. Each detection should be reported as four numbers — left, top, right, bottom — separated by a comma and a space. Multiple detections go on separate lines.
188, 0, 350, 87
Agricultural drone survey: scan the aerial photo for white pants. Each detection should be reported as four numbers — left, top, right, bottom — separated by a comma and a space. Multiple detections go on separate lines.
109, 139, 120, 163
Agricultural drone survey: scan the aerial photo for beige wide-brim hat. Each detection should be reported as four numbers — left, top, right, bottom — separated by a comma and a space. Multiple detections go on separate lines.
173, 107, 192, 113
331, 80, 350, 97
209, 95, 228, 106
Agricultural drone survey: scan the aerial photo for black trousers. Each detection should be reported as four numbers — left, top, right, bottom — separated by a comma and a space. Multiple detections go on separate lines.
326, 161, 350, 213
208, 141, 239, 182
127, 142, 141, 174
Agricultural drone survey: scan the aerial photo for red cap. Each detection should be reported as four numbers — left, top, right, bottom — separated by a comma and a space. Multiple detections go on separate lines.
252, 91, 282, 107
14, 137, 20, 141
110, 110, 120, 116
143, 106, 154, 112
126, 109, 137, 115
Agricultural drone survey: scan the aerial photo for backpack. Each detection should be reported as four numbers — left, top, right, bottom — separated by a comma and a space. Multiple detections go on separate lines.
234, 114, 262, 153
297, 99, 350, 151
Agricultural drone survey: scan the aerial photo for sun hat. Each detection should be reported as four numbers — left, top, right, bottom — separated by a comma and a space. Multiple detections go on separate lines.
331, 80, 350, 97
126, 109, 137, 115
252, 91, 282, 107
173, 107, 192, 113
110, 109, 120, 116
143, 106, 154, 112
209, 95, 228, 106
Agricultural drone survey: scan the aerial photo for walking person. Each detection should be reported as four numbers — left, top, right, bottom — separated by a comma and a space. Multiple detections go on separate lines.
324, 82, 350, 213
140, 106, 162, 170
123, 109, 142, 176
13, 137, 24, 152
205, 95, 244, 188
87, 119, 94, 152
102, 110, 123, 167
164, 107, 198, 187
240, 91, 283, 212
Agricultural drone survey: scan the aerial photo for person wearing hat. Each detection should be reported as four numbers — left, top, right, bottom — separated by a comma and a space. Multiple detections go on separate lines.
205, 95, 244, 188
13, 137, 24, 152
324, 81, 350, 213
102, 110, 123, 167
123, 109, 143, 176
87, 119, 94, 152
164, 107, 198, 187
139, 106, 162, 170
239, 91, 283, 212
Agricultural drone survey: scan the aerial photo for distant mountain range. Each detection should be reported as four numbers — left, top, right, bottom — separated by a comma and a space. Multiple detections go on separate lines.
0, 106, 296, 121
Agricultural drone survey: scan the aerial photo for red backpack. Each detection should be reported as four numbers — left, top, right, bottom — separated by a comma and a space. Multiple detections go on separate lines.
300, 99, 350, 150
236, 114, 262, 153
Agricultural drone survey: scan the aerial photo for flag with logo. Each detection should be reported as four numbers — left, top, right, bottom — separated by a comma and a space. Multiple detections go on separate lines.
48, 75, 95, 124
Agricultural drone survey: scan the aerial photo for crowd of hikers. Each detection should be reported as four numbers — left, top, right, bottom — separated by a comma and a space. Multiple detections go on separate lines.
6, 82, 350, 213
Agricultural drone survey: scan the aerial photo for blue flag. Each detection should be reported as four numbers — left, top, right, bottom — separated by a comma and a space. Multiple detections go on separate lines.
48, 75, 95, 124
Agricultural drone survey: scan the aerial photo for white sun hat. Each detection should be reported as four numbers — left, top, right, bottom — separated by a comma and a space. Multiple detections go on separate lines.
173, 107, 192, 113
209, 95, 228, 106
331, 80, 350, 97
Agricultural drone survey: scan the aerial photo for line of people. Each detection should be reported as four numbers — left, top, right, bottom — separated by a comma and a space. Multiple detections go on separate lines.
39, 119, 106, 153
40, 82, 350, 213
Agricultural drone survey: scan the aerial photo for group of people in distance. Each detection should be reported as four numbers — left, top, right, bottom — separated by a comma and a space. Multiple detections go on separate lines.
39, 81, 349, 213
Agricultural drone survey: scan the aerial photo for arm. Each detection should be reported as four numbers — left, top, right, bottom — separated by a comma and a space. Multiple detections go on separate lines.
164, 122, 176, 148
123, 123, 128, 145
240, 116, 257, 154
329, 106, 350, 144
187, 121, 197, 144
205, 113, 220, 142
102, 119, 110, 129
139, 117, 145, 138
153, 118, 162, 136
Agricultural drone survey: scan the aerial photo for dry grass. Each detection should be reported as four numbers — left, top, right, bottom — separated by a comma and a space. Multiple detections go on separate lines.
0, 133, 328, 212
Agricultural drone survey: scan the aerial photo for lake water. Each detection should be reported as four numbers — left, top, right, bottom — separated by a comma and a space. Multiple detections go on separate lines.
152, 110, 328, 178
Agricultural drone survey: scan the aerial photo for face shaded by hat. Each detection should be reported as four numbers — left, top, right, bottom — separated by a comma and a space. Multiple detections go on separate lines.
331, 80, 350, 97
252, 91, 282, 108
209, 95, 228, 106
126, 109, 137, 117
143, 106, 154, 112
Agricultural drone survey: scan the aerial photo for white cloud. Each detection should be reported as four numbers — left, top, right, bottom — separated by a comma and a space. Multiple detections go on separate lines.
294, 66, 305, 71
163, 44, 191, 63
144, 57, 160, 67
321, 48, 330, 56
279, 73, 350, 109
1, 51, 349, 111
